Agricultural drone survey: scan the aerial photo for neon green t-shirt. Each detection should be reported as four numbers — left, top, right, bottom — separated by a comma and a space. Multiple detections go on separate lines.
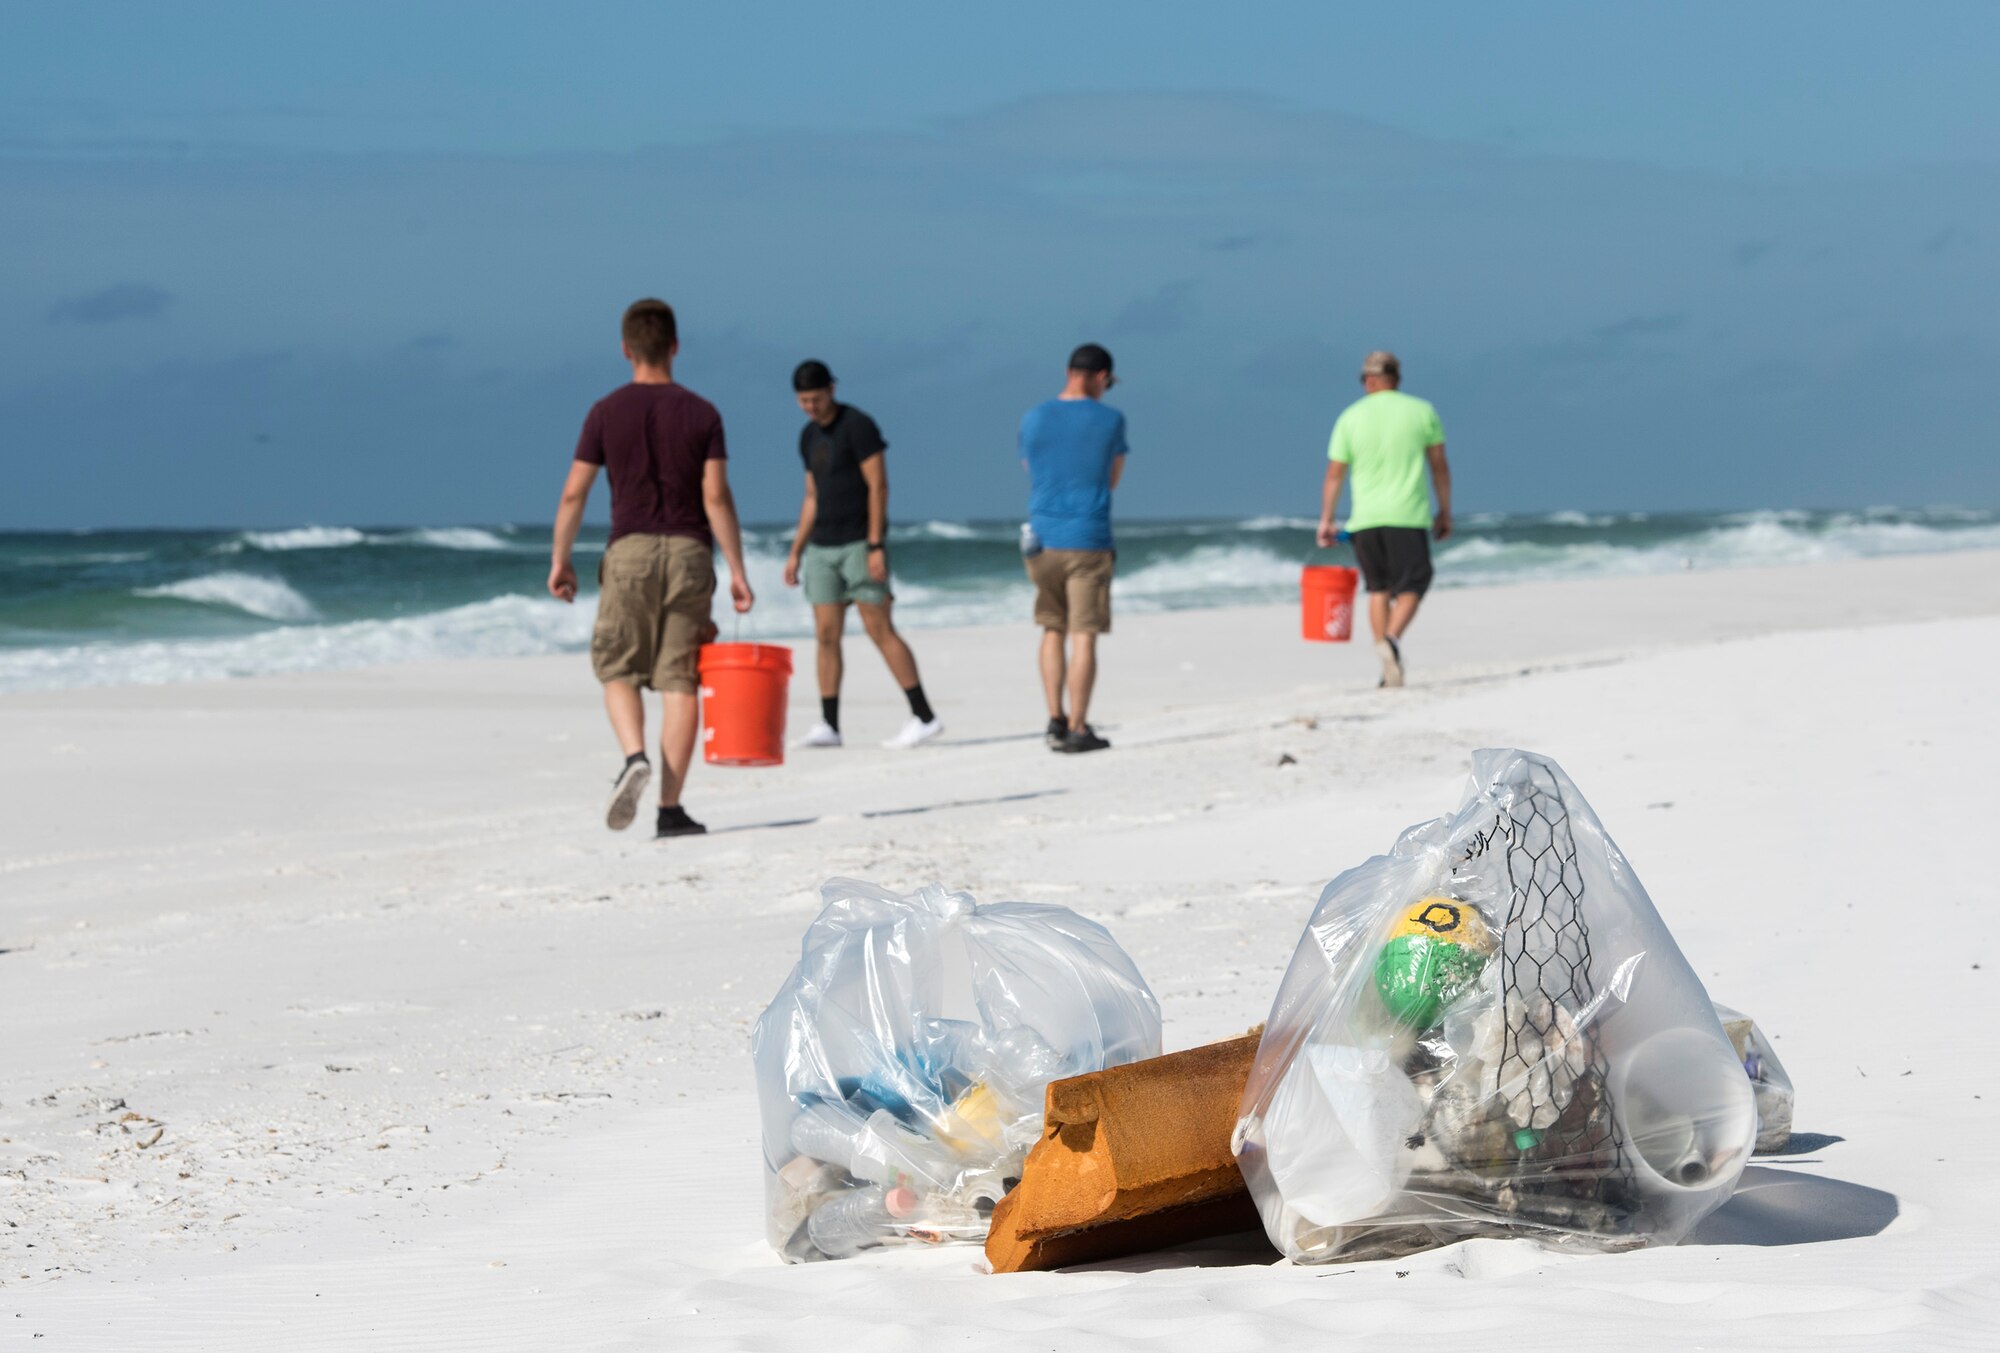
1327, 390, 1444, 532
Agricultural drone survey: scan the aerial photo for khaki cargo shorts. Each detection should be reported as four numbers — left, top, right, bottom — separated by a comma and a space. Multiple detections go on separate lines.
591, 533, 716, 693
1026, 548, 1114, 634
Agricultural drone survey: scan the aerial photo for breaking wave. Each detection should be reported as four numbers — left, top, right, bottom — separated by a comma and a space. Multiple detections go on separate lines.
4, 507, 1993, 692
133, 572, 318, 622
229, 525, 517, 553
1, 594, 591, 692
236, 526, 367, 551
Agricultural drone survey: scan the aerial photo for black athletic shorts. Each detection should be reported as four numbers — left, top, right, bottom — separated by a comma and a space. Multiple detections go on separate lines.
1351, 526, 1434, 596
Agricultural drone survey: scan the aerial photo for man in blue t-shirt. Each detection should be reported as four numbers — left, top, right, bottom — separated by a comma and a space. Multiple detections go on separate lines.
1019, 343, 1128, 754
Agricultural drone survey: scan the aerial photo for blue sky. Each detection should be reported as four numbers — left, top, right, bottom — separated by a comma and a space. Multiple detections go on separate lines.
4, 2, 1996, 528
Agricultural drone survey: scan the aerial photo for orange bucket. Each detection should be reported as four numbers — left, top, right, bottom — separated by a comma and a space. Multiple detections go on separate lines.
1300, 564, 1359, 643
698, 642, 793, 766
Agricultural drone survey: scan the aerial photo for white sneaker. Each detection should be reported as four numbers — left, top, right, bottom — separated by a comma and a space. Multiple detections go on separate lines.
1374, 637, 1405, 688
797, 720, 843, 748
605, 756, 651, 831
882, 717, 945, 749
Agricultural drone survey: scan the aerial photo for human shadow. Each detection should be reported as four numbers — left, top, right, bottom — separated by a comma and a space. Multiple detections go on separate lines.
940, 731, 1061, 748
1686, 1164, 1898, 1247
862, 788, 1067, 819
709, 788, 1068, 835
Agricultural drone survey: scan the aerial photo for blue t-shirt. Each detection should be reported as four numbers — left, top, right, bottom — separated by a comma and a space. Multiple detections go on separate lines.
1019, 399, 1128, 552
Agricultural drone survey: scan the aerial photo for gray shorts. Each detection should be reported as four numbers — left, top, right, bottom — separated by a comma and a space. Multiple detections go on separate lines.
801, 541, 890, 607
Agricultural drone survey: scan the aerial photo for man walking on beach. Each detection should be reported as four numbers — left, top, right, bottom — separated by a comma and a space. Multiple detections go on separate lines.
1020, 343, 1126, 754
782, 360, 943, 750
548, 298, 754, 837
1316, 350, 1452, 688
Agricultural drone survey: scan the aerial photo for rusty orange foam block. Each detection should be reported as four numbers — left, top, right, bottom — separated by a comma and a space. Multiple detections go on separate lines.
985, 1031, 1268, 1273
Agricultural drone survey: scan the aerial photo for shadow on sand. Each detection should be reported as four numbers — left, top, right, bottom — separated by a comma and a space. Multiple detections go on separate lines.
1687, 1164, 1898, 1247
1059, 1157, 1896, 1273
711, 788, 1068, 835
1066, 1230, 1280, 1274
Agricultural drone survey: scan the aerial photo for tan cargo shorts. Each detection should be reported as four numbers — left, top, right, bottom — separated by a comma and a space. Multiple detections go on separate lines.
1026, 548, 1114, 634
590, 533, 716, 693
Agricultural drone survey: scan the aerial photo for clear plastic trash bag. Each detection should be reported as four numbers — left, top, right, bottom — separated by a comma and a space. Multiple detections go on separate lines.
752, 878, 1162, 1262
1233, 749, 1757, 1263
1713, 1003, 1794, 1153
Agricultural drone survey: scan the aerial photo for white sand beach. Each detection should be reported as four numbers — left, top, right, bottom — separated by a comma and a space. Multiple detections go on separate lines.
5, 549, 2000, 1350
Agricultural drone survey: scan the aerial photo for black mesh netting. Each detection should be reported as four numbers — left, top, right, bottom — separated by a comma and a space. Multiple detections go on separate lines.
1420, 760, 1636, 1230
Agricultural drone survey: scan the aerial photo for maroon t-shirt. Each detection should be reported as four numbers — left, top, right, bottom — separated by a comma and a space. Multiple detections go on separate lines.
573, 382, 727, 547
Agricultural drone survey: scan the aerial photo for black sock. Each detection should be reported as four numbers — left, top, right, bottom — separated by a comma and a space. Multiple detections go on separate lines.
624, 751, 649, 768
904, 684, 935, 724
821, 696, 840, 732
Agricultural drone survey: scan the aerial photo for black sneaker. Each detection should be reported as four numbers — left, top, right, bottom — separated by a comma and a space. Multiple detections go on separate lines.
1045, 717, 1068, 750
606, 755, 651, 831
655, 805, 708, 838
1059, 725, 1112, 754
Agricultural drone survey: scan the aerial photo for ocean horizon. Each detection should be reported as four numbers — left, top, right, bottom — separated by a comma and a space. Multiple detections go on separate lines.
2, 505, 1993, 693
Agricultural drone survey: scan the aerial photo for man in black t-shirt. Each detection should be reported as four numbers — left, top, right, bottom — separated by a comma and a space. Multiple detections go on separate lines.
781, 360, 942, 749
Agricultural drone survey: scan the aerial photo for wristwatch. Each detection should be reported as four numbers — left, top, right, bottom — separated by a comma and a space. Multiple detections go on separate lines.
866, 541, 885, 552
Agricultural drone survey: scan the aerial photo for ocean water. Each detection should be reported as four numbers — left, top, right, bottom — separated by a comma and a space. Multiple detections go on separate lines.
1, 508, 1994, 693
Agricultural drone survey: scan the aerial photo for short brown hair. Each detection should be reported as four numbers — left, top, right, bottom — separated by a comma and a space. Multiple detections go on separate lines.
622, 299, 678, 365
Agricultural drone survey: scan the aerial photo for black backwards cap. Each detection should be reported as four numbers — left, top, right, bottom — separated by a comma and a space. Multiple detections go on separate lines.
1066, 343, 1114, 374
792, 359, 836, 392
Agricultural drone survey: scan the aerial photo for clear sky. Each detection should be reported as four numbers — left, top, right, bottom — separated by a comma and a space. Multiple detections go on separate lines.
5, 1, 1997, 528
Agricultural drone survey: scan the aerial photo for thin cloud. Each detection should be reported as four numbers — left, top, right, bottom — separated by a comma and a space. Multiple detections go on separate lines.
1110, 280, 1198, 337
46, 282, 175, 325
1922, 226, 1969, 257
1591, 313, 1685, 343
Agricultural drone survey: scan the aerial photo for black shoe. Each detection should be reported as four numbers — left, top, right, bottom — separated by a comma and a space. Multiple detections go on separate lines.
606, 755, 651, 831
1045, 716, 1068, 750
1059, 725, 1112, 754
655, 805, 708, 838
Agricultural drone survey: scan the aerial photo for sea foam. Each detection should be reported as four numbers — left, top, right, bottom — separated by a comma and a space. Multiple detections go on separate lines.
133, 572, 319, 622
238, 526, 368, 551
1, 593, 590, 692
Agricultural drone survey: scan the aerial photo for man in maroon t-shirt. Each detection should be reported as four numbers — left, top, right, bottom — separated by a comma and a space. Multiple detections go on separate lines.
548, 298, 754, 837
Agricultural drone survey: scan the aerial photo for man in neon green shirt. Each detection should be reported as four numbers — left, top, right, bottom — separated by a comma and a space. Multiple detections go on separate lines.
1315, 350, 1453, 687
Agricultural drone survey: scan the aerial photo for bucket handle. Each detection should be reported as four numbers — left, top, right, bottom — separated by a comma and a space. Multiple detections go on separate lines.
1303, 529, 1354, 565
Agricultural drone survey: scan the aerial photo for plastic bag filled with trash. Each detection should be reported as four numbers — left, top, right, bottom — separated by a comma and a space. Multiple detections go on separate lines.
753, 879, 1162, 1262
1714, 1003, 1794, 1153
1233, 749, 1757, 1263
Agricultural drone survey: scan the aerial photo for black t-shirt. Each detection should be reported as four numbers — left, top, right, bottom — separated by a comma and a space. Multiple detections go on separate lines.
798, 405, 887, 547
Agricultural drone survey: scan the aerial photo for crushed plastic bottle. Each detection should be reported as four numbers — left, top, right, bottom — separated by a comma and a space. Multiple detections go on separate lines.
790, 1100, 959, 1190
807, 1188, 898, 1260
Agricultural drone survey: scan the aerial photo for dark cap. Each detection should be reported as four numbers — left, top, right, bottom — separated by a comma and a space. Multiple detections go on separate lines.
792, 359, 835, 392
1067, 343, 1114, 375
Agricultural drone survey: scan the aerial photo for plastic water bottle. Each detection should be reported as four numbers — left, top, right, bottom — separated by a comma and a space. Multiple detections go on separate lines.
1019, 522, 1043, 559
807, 1187, 896, 1260
790, 1102, 956, 1188
790, 1101, 876, 1179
